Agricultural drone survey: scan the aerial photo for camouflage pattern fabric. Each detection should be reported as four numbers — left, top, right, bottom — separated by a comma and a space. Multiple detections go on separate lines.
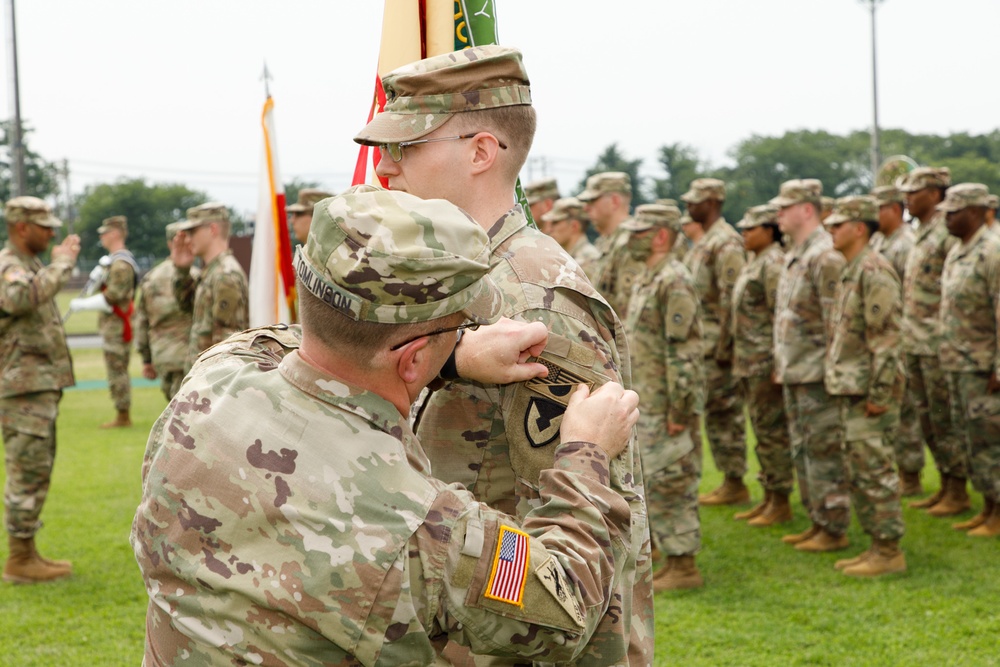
99, 255, 136, 411
904, 352, 964, 477
740, 376, 794, 494
567, 236, 602, 283
131, 326, 635, 665
135, 259, 197, 401
174, 250, 249, 369
870, 224, 915, 282
947, 372, 1000, 502
595, 223, 644, 320
901, 211, 956, 357
624, 256, 704, 557
1, 391, 60, 538
416, 207, 654, 666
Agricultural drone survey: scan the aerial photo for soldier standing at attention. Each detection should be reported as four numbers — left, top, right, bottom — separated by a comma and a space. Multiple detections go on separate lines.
524, 177, 560, 235
579, 172, 642, 318
622, 203, 705, 592
0, 197, 80, 583
286, 187, 332, 245
681, 178, 749, 506
731, 204, 794, 527
131, 186, 642, 665
172, 202, 249, 370
542, 196, 601, 282
771, 179, 850, 553
899, 168, 970, 517
824, 196, 907, 577
355, 46, 653, 664
95, 216, 138, 428
820, 196, 835, 222
939, 184, 1000, 537
134, 222, 197, 401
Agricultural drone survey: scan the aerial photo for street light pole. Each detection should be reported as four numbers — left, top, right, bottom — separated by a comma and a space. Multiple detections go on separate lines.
867, 0, 884, 180
4, 0, 26, 197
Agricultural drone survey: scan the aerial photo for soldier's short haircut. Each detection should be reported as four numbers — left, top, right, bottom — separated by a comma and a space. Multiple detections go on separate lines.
863, 220, 879, 238
450, 105, 537, 182
762, 223, 783, 246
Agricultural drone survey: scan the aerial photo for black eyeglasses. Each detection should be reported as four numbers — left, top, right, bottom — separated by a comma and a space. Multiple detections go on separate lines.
389, 321, 480, 351
377, 132, 508, 162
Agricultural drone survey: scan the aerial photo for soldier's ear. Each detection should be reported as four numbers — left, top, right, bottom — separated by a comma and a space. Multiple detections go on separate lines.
394, 335, 432, 385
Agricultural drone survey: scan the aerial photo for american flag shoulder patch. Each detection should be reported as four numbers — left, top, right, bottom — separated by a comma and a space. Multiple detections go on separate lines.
484, 526, 530, 606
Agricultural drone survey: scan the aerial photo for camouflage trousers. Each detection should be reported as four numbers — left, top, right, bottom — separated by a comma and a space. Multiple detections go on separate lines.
947, 372, 1000, 502
837, 396, 905, 541
157, 367, 185, 403
0, 391, 61, 539
703, 359, 747, 479
905, 353, 965, 477
740, 376, 794, 495
638, 414, 701, 557
783, 383, 851, 536
887, 361, 924, 474
103, 341, 132, 411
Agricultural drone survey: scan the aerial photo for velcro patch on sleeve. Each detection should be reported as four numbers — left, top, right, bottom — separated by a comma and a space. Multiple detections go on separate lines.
484, 526, 530, 606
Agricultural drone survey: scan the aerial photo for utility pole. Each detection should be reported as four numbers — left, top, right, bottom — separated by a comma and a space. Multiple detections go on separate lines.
865, 0, 884, 180
60, 158, 73, 235
5, 0, 26, 197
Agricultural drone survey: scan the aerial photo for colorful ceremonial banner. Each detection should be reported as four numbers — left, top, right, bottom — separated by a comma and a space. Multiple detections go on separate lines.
249, 96, 296, 326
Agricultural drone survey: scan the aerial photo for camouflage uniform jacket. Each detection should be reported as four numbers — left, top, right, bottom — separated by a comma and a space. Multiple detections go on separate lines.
174, 249, 249, 367
774, 227, 846, 385
939, 224, 1000, 374
595, 223, 644, 319
624, 255, 705, 426
98, 251, 137, 344
732, 242, 784, 379
135, 259, 196, 372
682, 218, 746, 361
131, 326, 632, 666
825, 246, 903, 406
416, 206, 652, 665
0, 241, 75, 398
902, 212, 956, 356
870, 223, 915, 282
568, 236, 601, 283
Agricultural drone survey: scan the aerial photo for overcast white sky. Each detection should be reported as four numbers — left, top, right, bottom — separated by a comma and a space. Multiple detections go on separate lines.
8, 0, 1000, 216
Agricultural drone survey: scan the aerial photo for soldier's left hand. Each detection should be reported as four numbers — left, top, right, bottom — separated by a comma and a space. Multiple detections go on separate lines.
988, 373, 1000, 394
865, 401, 889, 417
454, 318, 550, 384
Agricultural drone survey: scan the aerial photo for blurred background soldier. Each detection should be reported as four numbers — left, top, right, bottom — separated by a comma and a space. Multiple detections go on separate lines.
986, 194, 999, 233
96, 216, 137, 428
579, 171, 640, 318
820, 196, 835, 222
524, 177, 559, 235
134, 222, 197, 401
659, 198, 691, 262
542, 196, 601, 281
286, 187, 332, 245
1, 196, 80, 583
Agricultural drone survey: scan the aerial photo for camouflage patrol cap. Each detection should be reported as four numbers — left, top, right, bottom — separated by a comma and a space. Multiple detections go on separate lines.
621, 203, 682, 233
871, 185, 905, 206
898, 166, 951, 193
5, 196, 62, 228
576, 172, 631, 202
988, 194, 999, 211
736, 204, 779, 230
176, 202, 229, 231
541, 197, 585, 224
824, 195, 879, 226
769, 179, 823, 208
97, 215, 127, 235
656, 198, 678, 207
165, 221, 185, 241
287, 188, 333, 214
936, 183, 992, 213
524, 177, 559, 205
294, 184, 503, 325
680, 178, 726, 204
680, 212, 695, 226
354, 45, 531, 145
821, 196, 835, 212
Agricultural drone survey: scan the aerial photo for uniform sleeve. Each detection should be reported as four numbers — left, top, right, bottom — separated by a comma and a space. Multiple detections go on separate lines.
103, 259, 135, 307
210, 272, 249, 345
763, 258, 783, 313
814, 251, 846, 339
173, 266, 196, 314
863, 268, 902, 407
134, 277, 151, 364
664, 280, 702, 424
0, 255, 74, 316
713, 240, 745, 360
989, 253, 1000, 376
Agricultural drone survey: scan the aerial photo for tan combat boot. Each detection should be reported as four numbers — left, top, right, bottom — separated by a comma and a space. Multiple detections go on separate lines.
910, 474, 948, 509
900, 470, 923, 497
699, 477, 751, 506
3, 537, 72, 584
734, 490, 771, 521
100, 409, 132, 429
653, 555, 703, 592
794, 529, 849, 553
953, 498, 994, 531
748, 492, 793, 527
834, 546, 873, 571
967, 499, 1000, 538
782, 523, 820, 545
842, 539, 906, 577
927, 476, 971, 517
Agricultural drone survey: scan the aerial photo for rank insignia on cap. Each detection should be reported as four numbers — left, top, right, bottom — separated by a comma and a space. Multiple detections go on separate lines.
485, 526, 530, 606
525, 358, 594, 406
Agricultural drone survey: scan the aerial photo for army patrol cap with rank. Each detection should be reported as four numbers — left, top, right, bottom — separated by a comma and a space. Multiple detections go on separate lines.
97, 215, 127, 235
824, 195, 879, 226
680, 178, 726, 204
294, 184, 503, 326
936, 183, 992, 213
354, 45, 531, 145
541, 197, 585, 224
622, 203, 683, 233
770, 179, 824, 208
737, 204, 779, 230
5, 196, 62, 228
287, 188, 333, 215
524, 177, 559, 205
871, 185, 905, 206
576, 172, 631, 202
898, 166, 951, 193
176, 202, 229, 231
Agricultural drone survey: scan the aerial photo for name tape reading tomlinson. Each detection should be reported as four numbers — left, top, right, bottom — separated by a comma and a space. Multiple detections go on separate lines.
294, 251, 361, 318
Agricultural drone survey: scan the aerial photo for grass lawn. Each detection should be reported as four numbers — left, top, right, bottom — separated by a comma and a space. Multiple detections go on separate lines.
1, 343, 998, 664
55, 289, 101, 337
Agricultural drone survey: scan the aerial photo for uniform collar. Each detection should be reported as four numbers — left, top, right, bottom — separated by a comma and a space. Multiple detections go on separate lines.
954, 223, 990, 257
486, 205, 528, 249
842, 244, 871, 280
2, 240, 42, 269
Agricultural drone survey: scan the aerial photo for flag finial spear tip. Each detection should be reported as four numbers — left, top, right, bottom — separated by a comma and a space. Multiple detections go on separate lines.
261, 61, 272, 98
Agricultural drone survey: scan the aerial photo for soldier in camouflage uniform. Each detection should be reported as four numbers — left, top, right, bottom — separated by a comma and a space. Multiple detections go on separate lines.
0, 196, 79, 583
899, 167, 971, 516
542, 196, 601, 282
771, 179, 850, 552
986, 194, 998, 232
824, 196, 907, 576
939, 184, 1000, 537
524, 177, 560, 235
869, 185, 924, 495
659, 199, 691, 263
356, 46, 653, 665
131, 185, 643, 665
172, 202, 249, 370
134, 222, 197, 401
820, 196, 835, 222
731, 204, 794, 527
681, 178, 749, 506
622, 203, 705, 592
286, 187, 333, 245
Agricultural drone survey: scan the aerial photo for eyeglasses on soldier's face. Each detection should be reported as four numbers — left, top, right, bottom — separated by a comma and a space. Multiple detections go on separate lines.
389, 321, 480, 351
377, 132, 508, 163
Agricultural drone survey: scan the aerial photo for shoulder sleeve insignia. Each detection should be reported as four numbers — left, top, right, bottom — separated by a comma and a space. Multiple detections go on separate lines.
524, 397, 564, 448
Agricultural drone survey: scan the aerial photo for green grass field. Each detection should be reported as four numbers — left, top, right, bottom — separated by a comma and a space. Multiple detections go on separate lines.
0, 340, 998, 665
